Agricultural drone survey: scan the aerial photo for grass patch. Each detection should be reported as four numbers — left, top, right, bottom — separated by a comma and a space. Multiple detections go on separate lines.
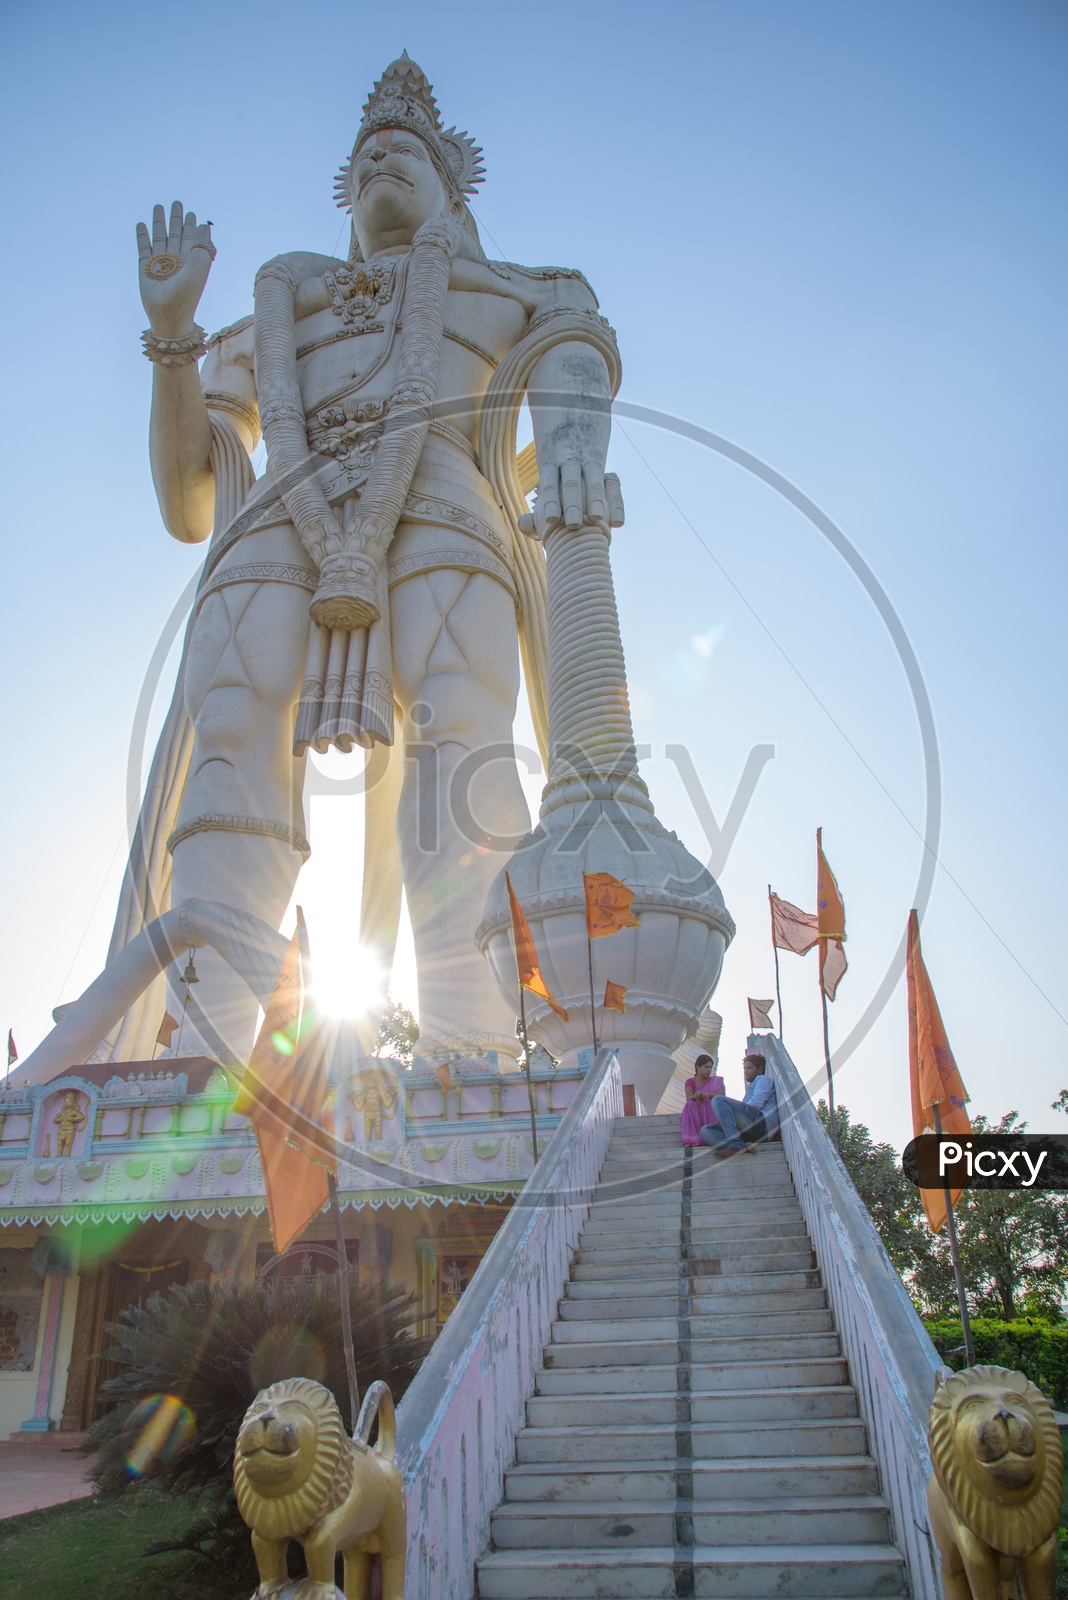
0, 1487, 248, 1600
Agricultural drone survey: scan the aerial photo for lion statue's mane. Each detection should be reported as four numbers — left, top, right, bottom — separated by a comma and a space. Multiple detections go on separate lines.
233, 1375, 355, 1544
928, 1364, 1061, 1559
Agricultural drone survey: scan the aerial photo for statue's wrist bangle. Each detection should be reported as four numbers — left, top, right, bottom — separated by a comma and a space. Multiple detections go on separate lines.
141, 325, 207, 366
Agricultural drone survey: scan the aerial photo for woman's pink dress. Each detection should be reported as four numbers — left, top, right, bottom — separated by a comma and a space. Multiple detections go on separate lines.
679, 1075, 725, 1145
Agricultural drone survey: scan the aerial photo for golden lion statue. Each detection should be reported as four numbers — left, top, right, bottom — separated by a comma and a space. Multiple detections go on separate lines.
928, 1364, 1061, 1600
234, 1376, 405, 1600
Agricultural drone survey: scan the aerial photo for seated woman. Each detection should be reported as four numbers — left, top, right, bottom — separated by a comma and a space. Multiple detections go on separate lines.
679, 1053, 724, 1147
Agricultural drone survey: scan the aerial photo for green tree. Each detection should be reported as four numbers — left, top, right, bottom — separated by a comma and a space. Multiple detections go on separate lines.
911, 1112, 1068, 1321
817, 1104, 1068, 1323
375, 1000, 419, 1066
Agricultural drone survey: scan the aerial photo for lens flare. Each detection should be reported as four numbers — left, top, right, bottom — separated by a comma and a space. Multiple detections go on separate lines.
312, 939, 386, 1021
249, 1325, 326, 1391
122, 1393, 195, 1478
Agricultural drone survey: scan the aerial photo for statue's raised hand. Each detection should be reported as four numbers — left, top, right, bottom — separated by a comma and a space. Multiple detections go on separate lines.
136, 201, 215, 336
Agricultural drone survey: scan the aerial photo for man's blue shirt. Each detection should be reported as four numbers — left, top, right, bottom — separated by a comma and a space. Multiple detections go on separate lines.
742, 1072, 778, 1136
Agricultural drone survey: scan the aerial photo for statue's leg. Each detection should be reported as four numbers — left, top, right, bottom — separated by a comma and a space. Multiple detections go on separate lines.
249, 1532, 290, 1596
171, 573, 310, 1061
390, 568, 529, 1060
342, 1546, 371, 1598
1017, 1534, 1057, 1600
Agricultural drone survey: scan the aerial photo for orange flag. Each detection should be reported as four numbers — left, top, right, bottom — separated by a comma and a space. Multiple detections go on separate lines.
506, 874, 569, 1020
770, 892, 819, 956
583, 872, 641, 938
603, 981, 628, 1014
748, 998, 775, 1030
156, 1012, 179, 1049
907, 909, 971, 1231
816, 829, 848, 1000
233, 911, 336, 1254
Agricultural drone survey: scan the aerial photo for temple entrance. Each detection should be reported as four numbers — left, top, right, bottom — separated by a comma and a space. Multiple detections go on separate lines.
62, 1218, 207, 1429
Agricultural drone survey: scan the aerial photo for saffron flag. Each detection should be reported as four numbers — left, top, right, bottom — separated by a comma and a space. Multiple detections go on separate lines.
603, 981, 628, 1014
6, 1032, 16, 1067
233, 910, 335, 1254
506, 874, 569, 1020
584, 872, 641, 938
748, 998, 775, 1031
907, 909, 971, 1232
816, 830, 848, 1001
435, 1062, 453, 1095
770, 892, 819, 956
156, 1012, 179, 1049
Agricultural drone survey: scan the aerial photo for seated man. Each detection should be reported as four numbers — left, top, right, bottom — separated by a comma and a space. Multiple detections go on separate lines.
699, 1052, 778, 1156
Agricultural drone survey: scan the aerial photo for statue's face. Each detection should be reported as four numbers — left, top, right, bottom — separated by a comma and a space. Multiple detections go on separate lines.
350, 127, 450, 252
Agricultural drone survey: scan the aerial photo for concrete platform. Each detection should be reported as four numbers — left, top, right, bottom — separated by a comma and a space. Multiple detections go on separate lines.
0, 1433, 94, 1518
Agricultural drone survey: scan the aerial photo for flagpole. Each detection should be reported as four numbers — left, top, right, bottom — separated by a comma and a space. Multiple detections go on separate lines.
518, 985, 539, 1164
327, 1173, 360, 1433
768, 887, 783, 1042
931, 1103, 974, 1366
295, 907, 359, 1433
820, 955, 838, 1150
586, 935, 599, 1057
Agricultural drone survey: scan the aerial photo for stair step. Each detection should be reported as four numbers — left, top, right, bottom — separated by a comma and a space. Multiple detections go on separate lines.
558, 1288, 828, 1319
476, 1543, 905, 1597
552, 1309, 834, 1340
572, 1250, 816, 1279
503, 1456, 882, 1504
566, 1268, 822, 1298
527, 1385, 858, 1426
489, 1494, 891, 1549
535, 1357, 851, 1395
515, 1418, 869, 1463
544, 1331, 842, 1364
575, 1230, 811, 1262
582, 1208, 804, 1236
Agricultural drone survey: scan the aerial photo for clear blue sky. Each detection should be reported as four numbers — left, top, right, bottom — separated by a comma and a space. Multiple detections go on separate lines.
1, 0, 1064, 1150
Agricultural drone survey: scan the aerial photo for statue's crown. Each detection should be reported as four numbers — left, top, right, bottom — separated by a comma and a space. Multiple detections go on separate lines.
334, 53, 486, 210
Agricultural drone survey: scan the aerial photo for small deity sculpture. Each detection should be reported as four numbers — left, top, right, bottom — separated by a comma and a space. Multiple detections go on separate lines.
111, 52, 624, 1072
52, 1091, 87, 1158
348, 1069, 399, 1143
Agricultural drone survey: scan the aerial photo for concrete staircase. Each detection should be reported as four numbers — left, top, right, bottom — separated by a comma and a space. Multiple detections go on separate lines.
475, 1113, 906, 1599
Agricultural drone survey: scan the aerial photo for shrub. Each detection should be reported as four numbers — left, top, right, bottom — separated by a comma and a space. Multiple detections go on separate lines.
85, 1272, 430, 1591
924, 1316, 1068, 1410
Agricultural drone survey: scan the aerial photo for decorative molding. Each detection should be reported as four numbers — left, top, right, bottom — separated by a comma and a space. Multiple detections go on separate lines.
197, 561, 317, 610
167, 814, 312, 862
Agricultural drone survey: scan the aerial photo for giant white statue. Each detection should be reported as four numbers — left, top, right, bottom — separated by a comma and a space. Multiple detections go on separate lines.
14, 54, 733, 1106
107, 54, 632, 1067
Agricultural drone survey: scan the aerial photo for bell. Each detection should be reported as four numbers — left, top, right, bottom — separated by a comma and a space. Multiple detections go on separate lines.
181, 954, 199, 986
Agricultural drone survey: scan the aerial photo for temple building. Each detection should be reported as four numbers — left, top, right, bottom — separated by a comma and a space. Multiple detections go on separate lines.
0, 1047, 588, 1437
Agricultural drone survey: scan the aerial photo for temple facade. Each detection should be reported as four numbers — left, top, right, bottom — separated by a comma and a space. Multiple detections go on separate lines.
0, 1048, 587, 1438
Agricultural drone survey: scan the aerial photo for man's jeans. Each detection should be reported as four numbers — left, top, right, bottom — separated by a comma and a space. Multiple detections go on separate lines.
698, 1095, 767, 1152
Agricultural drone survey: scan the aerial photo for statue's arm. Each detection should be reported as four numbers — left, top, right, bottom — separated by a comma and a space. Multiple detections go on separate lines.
524, 276, 624, 537
137, 201, 228, 545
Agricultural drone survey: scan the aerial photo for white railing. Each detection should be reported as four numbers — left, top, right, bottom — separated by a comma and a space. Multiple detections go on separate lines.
756, 1033, 945, 1600
395, 1048, 623, 1600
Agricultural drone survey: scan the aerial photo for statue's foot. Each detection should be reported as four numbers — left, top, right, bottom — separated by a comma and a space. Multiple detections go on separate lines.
310, 554, 380, 630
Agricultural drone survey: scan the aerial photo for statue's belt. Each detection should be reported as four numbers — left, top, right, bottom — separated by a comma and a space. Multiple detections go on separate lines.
198, 414, 485, 598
